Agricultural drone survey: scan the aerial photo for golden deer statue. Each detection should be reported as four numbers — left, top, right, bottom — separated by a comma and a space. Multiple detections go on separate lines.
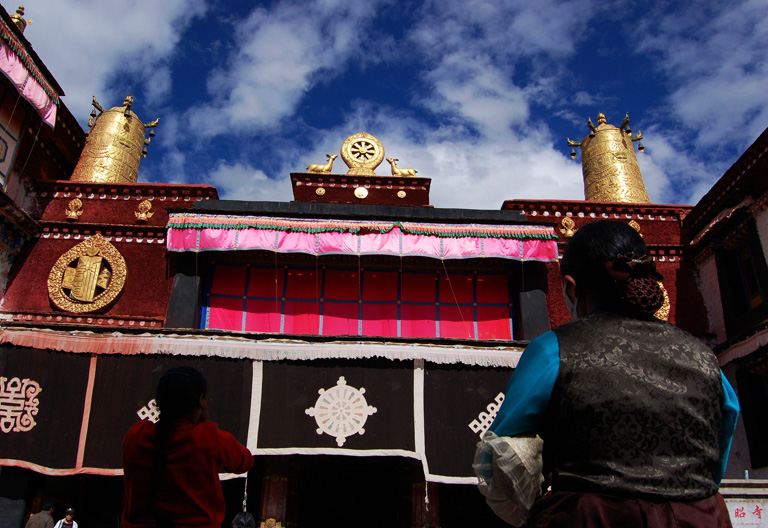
307, 154, 338, 174
385, 157, 417, 178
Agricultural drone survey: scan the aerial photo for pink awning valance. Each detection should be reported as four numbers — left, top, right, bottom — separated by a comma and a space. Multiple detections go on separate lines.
0, 20, 58, 128
167, 213, 558, 261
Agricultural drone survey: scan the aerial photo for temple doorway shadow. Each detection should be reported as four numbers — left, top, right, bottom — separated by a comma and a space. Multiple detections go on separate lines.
294, 455, 412, 528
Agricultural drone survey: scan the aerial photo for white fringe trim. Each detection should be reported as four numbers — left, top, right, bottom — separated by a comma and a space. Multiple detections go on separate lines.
0, 327, 523, 367
718, 327, 768, 367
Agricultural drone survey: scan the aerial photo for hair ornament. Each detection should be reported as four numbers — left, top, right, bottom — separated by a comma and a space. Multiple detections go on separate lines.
605, 252, 662, 282
604, 253, 665, 316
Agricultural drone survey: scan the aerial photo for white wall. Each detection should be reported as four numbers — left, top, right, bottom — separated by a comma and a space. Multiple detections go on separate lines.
754, 207, 768, 263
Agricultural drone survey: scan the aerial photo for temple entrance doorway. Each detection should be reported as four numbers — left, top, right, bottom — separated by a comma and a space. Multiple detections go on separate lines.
293, 455, 413, 528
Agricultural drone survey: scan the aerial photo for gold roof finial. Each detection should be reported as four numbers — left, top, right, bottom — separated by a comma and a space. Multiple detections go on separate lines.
10, 6, 31, 33
71, 95, 159, 184
566, 112, 650, 203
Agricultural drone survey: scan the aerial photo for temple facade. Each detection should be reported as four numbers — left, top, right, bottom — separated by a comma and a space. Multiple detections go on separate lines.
684, 127, 768, 486
0, 4, 766, 527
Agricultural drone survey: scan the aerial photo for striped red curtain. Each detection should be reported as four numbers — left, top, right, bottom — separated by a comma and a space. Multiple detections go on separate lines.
204, 264, 515, 340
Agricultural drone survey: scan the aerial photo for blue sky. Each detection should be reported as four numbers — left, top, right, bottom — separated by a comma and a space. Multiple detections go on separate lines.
21, 0, 768, 209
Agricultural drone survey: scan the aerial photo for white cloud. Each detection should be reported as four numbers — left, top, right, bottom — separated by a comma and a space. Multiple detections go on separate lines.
631, 154, 672, 205
183, 0, 596, 208
401, 0, 601, 162
136, 111, 186, 185
572, 91, 603, 108
274, 0, 586, 209
636, 0, 768, 150
188, 0, 386, 135
412, 0, 594, 62
420, 136, 585, 208
206, 162, 293, 202
23, 0, 206, 120
639, 129, 720, 205
423, 53, 530, 135
382, 1, 596, 207
290, 103, 584, 210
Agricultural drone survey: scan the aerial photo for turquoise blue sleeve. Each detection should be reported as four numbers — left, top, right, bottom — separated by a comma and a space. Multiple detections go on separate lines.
489, 331, 560, 437
717, 371, 740, 484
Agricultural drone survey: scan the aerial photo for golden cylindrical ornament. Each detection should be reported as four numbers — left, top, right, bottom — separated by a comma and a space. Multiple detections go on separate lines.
71, 107, 147, 184
580, 119, 649, 203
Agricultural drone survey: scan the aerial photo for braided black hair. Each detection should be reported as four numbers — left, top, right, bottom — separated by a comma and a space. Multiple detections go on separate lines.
148, 366, 207, 524
561, 220, 664, 317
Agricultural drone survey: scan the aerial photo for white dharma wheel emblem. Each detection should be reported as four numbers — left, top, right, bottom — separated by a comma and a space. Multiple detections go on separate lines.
305, 376, 377, 447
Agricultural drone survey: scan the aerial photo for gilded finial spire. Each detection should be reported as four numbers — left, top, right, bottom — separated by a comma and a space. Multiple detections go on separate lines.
566, 112, 650, 203
71, 95, 160, 183
10, 6, 31, 33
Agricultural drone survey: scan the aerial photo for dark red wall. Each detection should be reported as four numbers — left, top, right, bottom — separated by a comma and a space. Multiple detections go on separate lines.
2, 181, 218, 326
3, 235, 171, 322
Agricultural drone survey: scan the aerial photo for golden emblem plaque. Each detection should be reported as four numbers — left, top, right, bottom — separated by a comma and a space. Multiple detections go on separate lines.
559, 217, 577, 237
48, 234, 127, 313
354, 187, 369, 199
340, 132, 384, 176
135, 200, 154, 223
65, 198, 84, 222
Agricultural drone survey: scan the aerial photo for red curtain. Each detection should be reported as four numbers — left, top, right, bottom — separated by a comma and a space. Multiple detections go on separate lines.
204, 264, 514, 340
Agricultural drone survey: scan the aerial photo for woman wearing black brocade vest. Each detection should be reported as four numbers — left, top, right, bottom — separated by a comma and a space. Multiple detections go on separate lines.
475, 220, 740, 528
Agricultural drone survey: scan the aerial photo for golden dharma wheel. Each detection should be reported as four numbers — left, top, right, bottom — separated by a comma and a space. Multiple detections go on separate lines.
341, 132, 384, 176
579, 114, 650, 203
71, 105, 148, 184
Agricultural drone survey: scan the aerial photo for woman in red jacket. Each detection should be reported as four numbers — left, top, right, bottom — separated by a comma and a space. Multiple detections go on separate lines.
122, 367, 254, 528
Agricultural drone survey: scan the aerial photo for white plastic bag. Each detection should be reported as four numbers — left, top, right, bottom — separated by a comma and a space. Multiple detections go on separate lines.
474, 431, 544, 527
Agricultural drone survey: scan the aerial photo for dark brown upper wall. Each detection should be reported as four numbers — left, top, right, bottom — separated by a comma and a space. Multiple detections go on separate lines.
2, 234, 172, 326
685, 126, 768, 238
291, 173, 432, 207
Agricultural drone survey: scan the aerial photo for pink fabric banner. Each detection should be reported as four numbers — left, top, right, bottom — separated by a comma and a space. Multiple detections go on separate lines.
168, 215, 558, 262
238, 229, 278, 250
199, 228, 237, 250
483, 238, 522, 259
523, 239, 555, 260
0, 42, 56, 127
